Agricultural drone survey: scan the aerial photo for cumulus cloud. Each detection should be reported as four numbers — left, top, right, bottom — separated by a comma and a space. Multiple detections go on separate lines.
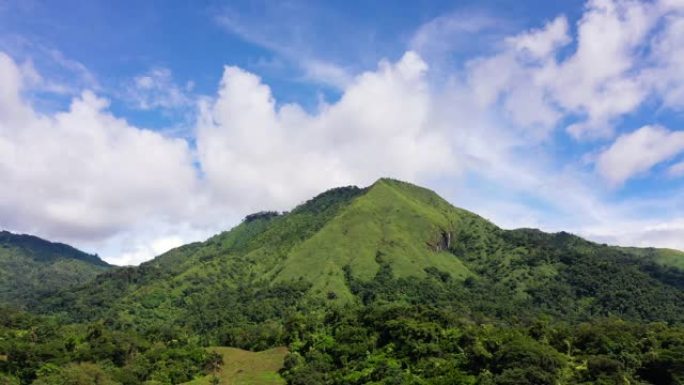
0, 52, 198, 258
196, 52, 455, 212
464, 0, 684, 139
596, 125, 684, 185
580, 217, 684, 252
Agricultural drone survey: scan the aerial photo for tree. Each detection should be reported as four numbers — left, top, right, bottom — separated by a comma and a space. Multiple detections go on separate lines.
31, 363, 120, 385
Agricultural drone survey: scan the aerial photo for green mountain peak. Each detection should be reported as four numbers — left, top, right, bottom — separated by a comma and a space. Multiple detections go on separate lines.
6, 179, 684, 385
41, 178, 684, 329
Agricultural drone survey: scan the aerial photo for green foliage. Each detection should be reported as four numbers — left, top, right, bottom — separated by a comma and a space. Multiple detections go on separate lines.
32, 362, 119, 385
0, 308, 213, 385
38, 178, 684, 329
280, 304, 684, 385
0, 373, 20, 385
0, 231, 111, 308
3, 178, 684, 384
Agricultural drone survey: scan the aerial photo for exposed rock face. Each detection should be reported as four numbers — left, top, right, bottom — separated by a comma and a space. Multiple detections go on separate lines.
429, 230, 451, 252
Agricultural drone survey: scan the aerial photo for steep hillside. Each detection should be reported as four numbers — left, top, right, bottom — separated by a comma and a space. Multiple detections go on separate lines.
43, 179, 684, 330
0, 231, 111, 308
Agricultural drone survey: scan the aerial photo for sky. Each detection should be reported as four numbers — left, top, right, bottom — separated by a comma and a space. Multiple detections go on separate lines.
1, 0, 684, 265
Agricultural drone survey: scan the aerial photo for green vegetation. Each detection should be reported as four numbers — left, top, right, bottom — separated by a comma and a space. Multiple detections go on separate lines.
620, 246, 684, 271
183, 347, 287, 385
0, 231, 111, 308
281, 303, 684, 384
0, 308, 218, 385
2, 178, 684, 384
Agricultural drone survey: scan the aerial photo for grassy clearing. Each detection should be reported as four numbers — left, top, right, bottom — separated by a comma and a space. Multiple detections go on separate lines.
183, 347, 287, 385
655, 248, 684, 270
619, 246, 684, 271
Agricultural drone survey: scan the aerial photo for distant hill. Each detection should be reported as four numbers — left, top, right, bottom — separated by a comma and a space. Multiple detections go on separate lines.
42, 178, 684, 330
0, 230, 111, 308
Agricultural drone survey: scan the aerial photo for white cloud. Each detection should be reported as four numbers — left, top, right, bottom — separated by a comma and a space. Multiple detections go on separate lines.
646, 12, 684, 111
506, 15, 571, 60
215, 9, 354, 89
462, 0, 684, 139
196, 52, 454, 212
580, 217, 684, 252
669, 161, 684, 177
0, 52, 198, 247
410, 12, 501, 58
465, 16, 571, 136
0, 36, 100, 96
126, 67, 193, 111
596, 125, 684, 185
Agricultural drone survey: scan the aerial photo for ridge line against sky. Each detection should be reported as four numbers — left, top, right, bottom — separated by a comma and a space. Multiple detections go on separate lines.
0, 0, 683, 265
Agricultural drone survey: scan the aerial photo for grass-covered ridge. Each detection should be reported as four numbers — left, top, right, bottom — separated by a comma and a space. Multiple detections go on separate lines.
275, 178, 478, 300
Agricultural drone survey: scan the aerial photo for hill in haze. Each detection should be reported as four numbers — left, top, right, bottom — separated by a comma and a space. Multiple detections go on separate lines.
0, 230, 111, 308
43, 178, 684, 329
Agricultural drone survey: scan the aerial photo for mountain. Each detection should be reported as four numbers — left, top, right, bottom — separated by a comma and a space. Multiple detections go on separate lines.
9, 178, 684, 385
44, 178, 684, 327
0, 230, 111, 308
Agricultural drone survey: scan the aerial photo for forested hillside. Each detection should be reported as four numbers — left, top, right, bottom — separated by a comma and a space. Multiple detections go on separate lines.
0, 231, 111, 308
42, 179, 684, 328
2, 179, 684, 384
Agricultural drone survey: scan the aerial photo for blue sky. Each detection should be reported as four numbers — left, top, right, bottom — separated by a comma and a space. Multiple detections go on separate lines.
1, 0, 684, 264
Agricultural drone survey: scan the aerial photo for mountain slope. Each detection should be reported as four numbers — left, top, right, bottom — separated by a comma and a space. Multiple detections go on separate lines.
43, 179, 684, 329
273, 179, 475, 300
0, 231, 111, 308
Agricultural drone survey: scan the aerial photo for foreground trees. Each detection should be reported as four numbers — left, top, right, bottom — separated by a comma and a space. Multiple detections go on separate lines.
2, 300, 684, 384
281, 307, 684, 385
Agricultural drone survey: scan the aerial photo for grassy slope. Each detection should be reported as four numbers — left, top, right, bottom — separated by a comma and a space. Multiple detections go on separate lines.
276, 179, 476, 300
653, 248, 684, 270
51, 186, 367, 321
74, 180, 483, 316
618, 246, 684, 270
183, 347, 287, 385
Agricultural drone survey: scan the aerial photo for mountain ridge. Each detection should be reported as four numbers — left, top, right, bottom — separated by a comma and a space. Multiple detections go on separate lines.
37, 178, 684, 329
0, 230, 111, 308
5, 178, 684, 384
